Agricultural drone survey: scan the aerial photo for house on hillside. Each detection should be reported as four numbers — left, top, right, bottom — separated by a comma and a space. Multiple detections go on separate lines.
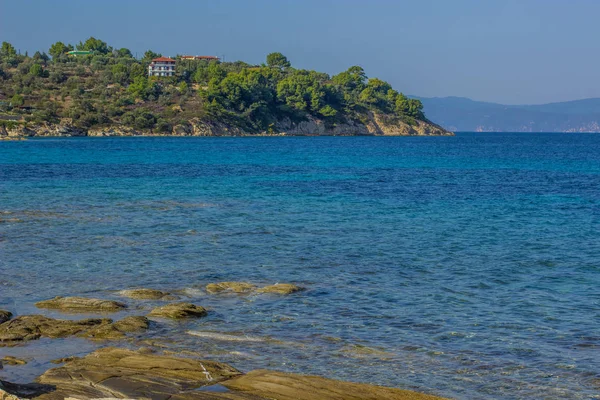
180, 55, 220, 61
148, 57, 176, 77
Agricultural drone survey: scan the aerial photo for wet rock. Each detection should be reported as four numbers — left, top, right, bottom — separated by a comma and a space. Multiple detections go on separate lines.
256, 283, 303, 295
80, 316, 150, 340
36, 347, 242, 400
148, 303, 207, 319
221, 369, 447, 400
0, 315, 149, 346
206, 282, 256, 294
35, 297, 126, 313
119, 288, 176, 300
0, 380, 53, 400
50, 357, 78, 365
0, 315, 108, 345
0, 311, 12, 324
1, 357, 26, 366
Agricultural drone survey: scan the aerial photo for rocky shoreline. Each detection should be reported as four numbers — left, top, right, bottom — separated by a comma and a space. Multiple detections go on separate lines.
0, 283, 447, 400
0, 114, 453, 138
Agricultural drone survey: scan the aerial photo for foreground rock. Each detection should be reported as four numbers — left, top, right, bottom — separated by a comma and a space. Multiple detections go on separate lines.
0, 315, 148, 346
256, 284, 303, 295
35, 347, 243, 400
0, 311, 12, 324
35, 297, 126, 313
148, 303, 207, 319
1, 348, 448, 400
221, 369, 446, 400
0, 380, 49, 400
119, 288, 175, 300
206, 282, 256, 294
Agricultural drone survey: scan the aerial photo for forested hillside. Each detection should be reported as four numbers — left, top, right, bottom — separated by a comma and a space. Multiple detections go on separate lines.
0, 38, 449, 136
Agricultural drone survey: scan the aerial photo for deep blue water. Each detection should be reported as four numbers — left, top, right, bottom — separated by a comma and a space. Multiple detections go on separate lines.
1, 133, 599, 399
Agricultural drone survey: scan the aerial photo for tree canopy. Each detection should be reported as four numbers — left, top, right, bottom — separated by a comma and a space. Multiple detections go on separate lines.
266, 52, 291, 69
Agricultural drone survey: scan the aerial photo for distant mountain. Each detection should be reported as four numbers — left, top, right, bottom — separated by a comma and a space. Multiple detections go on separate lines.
413, 96, 600, 132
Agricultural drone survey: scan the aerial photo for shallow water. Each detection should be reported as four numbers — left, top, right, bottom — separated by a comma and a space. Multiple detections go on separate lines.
1, 133, 599, 399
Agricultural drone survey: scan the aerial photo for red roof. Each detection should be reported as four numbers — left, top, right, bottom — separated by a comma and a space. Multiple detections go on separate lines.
151, 57, 176, 62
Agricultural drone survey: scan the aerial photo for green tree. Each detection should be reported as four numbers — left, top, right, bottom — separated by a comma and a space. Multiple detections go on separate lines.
49, 41, 72, 58
266, 52, 291, 69
127, 76, 149, 99
129, 64, 146, 81
143, 50, 161, 62
10, 94, 24, 107
277, 70, 326, 113
29, 64, 44, 77
395, 94, 424, 119
78, 37, 111, 54
111, 63, 128, 83
332, 66, 368, 109
0, 42, 17, 58
358, 78, 393, 109
116, 48, 133, 58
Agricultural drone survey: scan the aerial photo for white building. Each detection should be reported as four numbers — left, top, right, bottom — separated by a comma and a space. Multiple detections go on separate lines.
148, 57, 176, 77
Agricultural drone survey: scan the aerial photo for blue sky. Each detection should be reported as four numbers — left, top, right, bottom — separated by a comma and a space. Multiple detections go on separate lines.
1, 0, 599, 104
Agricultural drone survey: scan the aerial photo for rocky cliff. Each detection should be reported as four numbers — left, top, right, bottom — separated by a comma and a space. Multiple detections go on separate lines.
0, 114, 452, 138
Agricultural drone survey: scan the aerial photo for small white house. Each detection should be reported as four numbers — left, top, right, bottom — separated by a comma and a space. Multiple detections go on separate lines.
148, 57, 176, 77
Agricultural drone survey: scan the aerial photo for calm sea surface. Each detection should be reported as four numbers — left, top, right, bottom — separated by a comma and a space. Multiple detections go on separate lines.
1, 133, 599, 399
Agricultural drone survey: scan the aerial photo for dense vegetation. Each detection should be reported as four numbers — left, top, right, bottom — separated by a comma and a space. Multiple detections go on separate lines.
0, 37, 426, 133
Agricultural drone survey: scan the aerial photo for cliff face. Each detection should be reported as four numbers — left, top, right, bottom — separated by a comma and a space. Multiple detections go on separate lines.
0, 114, 453, 138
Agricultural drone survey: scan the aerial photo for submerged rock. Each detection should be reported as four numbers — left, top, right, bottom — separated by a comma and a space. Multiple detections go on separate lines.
221, 369, 447, 400
256, 283, 304, 295
1, 357, 27, 366
119, 288, 176, 300
206, 282, 256, 294
36, 347, 242, 400
35, 297, 126, 312
0, 311, 12, 324
206, 282, 304, 295
0, 315, 148, 346
80, 316, 150, 340
148, 302, 207, 319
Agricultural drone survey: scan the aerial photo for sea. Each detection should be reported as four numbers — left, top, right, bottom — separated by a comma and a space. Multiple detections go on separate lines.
0, 133, 599, 400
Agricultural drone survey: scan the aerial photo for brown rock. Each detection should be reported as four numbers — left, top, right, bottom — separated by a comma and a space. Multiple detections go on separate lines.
256, 284, 303, 295
221, 369, 447, 400
0, 315, 148, 346
206, 282, 256, 294
119, 288, 175, 300
1, 357, 26, 366
36, 347, 243, 400
80, 316, 150, 340
148, 303, 207, 319
35, 296, 126, 313
0, 311, 12, 324
0, 315, 109, 345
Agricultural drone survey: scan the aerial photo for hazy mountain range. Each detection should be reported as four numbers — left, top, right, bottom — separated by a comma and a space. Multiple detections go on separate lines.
414, 96, 600, 132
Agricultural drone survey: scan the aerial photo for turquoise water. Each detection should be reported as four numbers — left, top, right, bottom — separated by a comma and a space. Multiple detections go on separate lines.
1, 133, 599, 399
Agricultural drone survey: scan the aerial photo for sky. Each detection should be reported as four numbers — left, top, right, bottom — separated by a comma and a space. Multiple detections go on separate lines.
1, 0, 599, 105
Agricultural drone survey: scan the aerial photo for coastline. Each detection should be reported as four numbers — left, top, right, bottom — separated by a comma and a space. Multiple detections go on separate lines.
0, 287, 448, 400
0, 115, 453, 138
